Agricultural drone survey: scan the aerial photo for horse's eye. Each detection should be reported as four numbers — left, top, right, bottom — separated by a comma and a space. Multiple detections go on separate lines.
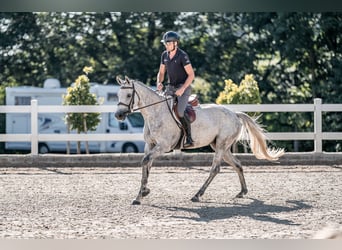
127, 93, 132, 98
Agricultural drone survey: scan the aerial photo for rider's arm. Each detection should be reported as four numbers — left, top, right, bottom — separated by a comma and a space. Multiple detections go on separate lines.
182, 64, 195, 90
157, 64, 166, 91
175, 64, 195, 96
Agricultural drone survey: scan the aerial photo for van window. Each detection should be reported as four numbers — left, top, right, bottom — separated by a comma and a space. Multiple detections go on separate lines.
107, 93, 118, 102
127, 112, 144, 128
15, 96, 31, 105
108, 113, 119, 128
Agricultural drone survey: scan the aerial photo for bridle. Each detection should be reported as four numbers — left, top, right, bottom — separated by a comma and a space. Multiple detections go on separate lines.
117, 84, 138, 114
117, 82, 173, 113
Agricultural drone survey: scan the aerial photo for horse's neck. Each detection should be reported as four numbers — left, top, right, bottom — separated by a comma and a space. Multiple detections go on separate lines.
134, 82, 169, 116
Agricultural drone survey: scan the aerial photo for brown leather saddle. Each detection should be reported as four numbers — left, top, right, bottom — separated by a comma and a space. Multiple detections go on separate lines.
173, 94, 199, 123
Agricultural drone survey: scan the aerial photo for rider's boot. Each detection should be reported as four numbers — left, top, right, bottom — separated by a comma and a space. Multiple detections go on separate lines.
180, 115, 194, 148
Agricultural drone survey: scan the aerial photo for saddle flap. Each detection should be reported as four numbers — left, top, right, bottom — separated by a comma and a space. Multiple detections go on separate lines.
172, 94, 199, 124
185, 106, 196, 123
173, 104, 196, 123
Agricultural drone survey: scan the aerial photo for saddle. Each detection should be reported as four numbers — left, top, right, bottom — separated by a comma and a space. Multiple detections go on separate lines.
173, 94, 199, 123
170, 94, 200, 150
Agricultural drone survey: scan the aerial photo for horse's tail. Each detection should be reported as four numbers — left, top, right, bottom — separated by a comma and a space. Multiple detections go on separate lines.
236, 112, 284, 161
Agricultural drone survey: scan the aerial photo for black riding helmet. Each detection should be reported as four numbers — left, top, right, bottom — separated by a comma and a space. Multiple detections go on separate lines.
161, 31, 180, 43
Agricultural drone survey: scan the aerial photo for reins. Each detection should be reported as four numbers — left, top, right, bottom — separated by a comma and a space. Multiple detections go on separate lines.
132, 96, 173, 112
117, 80, 185, 132
118, 83, 174, 113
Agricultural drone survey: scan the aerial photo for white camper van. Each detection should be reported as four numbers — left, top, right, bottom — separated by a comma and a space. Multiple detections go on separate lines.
5, 79, 145, 154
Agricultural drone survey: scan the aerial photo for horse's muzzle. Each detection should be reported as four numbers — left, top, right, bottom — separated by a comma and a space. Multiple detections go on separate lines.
114, 109, 129, 121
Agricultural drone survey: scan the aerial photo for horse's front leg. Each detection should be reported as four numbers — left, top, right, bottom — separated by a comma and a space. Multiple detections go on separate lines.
132, 145, 163, 205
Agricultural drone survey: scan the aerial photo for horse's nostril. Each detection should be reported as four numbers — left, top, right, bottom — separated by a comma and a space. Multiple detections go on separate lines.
115, 110, 126, 120
114, 112, 122, 120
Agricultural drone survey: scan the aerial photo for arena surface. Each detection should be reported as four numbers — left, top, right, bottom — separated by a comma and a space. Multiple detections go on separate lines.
0, 164, 341, 239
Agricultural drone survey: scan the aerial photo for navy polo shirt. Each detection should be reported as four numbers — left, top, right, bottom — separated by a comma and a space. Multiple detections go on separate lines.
160, 48, 191, 86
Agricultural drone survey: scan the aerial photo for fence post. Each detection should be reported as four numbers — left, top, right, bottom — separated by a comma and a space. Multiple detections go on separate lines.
314, 98, 322, 153
31, 99, 38, 155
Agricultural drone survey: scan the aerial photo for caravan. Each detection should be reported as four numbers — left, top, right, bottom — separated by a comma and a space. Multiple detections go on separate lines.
5, 79, 145, 153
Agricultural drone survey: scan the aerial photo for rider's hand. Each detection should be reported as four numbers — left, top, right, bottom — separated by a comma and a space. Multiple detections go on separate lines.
157, 83, 163, 91
175, 87, 185, 97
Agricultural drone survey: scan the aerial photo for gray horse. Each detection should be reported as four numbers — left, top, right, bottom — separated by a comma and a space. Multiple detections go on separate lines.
115, 76, 284, 205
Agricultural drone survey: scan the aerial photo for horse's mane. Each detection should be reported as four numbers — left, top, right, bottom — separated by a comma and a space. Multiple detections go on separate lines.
132, 79, 163, 99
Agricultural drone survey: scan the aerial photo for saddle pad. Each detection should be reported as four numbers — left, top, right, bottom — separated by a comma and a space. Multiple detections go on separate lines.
188, 94, 199, 107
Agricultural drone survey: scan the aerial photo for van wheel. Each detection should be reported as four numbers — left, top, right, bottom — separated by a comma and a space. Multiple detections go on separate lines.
122, 143, 138, 153
39, 143, 49, 154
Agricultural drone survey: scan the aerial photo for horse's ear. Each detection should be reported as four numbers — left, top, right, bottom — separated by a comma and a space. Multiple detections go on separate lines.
116, 76, 124, 86
124, 76, 131, 84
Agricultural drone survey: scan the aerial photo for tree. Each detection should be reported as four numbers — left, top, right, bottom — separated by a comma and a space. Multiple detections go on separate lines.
62, 67, 101, 154
191, 77, 212, 103
216, 74, 261, 105
0, 13, 43, 86
1, 12, 341, 152
216, 74, 262, 153
238, 13, 342, 152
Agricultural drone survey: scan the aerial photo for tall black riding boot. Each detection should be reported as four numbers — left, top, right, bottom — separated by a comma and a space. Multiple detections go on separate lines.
179, 116, 194, 148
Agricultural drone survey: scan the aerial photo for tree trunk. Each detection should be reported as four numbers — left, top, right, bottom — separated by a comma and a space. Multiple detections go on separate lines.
77, 128, 81, 154
83, 114, 89, 154
66, 115, 71, 155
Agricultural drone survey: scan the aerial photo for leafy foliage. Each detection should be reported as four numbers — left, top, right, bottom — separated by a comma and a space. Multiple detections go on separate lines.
216, 74, 261, 105
1, 12, 341, 152
62, 67, 101, 133
192, 77, 212, 103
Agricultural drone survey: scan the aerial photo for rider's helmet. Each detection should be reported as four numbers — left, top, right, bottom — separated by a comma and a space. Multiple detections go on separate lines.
161, 31, 180, 43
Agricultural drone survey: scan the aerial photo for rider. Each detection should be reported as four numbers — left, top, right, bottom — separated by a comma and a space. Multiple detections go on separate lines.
156, 31, 195, 148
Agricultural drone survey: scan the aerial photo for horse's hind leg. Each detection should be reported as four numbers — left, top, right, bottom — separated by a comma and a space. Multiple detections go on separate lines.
223, 151, 248, 198
191, 151, 223, 202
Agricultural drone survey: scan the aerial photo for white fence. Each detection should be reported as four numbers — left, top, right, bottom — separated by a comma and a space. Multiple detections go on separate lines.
0, 98, 342, 155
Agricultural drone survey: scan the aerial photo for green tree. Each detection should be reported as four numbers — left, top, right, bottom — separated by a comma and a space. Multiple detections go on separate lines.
0, 12, 43, 86
192, 77, 212, 103
216, 74, 261, 153
63, 67, 101, 154
216, 74, 261, 105
1, 12, 341, 152
238, 13, 341, 152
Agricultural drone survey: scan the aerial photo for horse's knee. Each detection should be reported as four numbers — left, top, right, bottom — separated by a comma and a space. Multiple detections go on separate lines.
236, 165, 243, 173
141, 154, 151, 165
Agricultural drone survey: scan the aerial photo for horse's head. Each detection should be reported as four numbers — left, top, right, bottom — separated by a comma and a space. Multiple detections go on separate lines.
115, 76, 136, 121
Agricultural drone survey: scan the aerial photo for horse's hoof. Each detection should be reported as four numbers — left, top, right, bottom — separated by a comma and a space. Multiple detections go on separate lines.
132, 200, 141, 205
235, 193, 244, 198
191, 196, 200, 202
235, 190, 247, 198
142, 188, 150, 197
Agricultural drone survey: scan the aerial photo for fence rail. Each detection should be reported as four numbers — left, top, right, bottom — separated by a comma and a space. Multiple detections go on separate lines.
1, 98, 342, 155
